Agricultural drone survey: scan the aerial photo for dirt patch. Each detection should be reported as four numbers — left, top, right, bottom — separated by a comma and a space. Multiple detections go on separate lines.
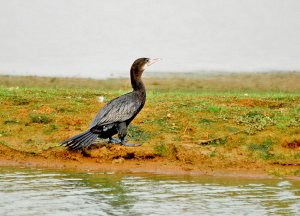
233, 98, 285, 108
282, 140, 300, 149
0, 143, 299, 179
60, 116, 84, 126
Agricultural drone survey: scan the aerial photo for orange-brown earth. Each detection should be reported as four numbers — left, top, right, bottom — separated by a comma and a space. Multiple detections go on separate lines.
0, 74, 300, 178
1, 142, 299, 179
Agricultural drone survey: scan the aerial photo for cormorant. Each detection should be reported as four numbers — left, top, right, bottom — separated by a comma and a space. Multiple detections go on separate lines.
61, 58, 161, 150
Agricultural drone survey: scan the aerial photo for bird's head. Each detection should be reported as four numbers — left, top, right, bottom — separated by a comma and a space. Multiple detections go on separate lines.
131, 58, 161, 76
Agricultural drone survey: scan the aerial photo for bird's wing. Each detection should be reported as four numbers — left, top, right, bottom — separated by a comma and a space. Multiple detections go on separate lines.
89, 93, 142, 128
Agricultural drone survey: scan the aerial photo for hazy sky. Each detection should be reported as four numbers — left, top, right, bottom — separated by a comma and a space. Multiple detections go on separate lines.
0, 0, 300, 78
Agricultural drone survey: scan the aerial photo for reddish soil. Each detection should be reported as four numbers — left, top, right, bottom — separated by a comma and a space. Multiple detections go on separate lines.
2, 144, 300, 180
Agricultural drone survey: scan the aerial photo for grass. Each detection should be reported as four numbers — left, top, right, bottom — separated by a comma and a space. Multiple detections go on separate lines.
248, 138, 274, 160
154, 143, 167, 156
29, 113, 52, 124
0, 73, 300, 175
127, 125, 151, 143
236, 111, 276, 134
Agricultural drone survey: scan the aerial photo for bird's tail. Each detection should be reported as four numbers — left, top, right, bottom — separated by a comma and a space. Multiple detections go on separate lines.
61, 131, 98, 150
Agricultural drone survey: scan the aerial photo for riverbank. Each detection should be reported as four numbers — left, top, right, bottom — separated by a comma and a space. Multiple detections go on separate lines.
0, 73, 299, 178
1, 141, 300, 180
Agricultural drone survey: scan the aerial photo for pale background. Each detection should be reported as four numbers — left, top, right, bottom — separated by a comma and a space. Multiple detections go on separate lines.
0, 0, 299, 78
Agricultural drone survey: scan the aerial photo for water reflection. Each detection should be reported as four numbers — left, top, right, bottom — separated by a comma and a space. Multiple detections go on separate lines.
0, 167, 299, 215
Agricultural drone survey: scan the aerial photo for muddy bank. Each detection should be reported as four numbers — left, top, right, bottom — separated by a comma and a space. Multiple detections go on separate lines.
1, 144, 299, 180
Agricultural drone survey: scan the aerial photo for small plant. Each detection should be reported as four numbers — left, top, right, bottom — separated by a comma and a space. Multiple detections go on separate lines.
203, 137, 228, 146
218, 113, 229, 121
4, 120, 18, 125
44, 124, 58, 135
236, 111, 275, 133
127, 125, 150, 143
213, 137, 228, 146
0, 131, 9, 136
154, 143, 167, 156
154, 143, 178, 159
248, 139, 272, 152
208, 105, 221, 113
29, 113, 52, 124
58, 107, 67, 113
12, 97, 30, 105
209, 151, 217, 157
200, 100, 209, 106
199, 118, 214, 124
294, 153, 300, 159
289, 117, 300, 127
248, 138, 274, 160
293, 170, 300, 176
268, 170, 282, 177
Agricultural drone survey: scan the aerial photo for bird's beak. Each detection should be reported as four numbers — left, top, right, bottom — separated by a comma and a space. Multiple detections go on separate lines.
147, 58, 162, 66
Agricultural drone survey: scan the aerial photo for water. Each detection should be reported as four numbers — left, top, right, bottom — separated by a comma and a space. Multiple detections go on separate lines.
0, 167, 300, 215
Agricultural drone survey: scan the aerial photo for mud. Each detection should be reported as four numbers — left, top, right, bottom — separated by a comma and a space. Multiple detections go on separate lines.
1, 143, 299, 179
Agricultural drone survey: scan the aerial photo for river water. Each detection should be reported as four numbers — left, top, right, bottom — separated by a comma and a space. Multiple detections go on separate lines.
0, 167, 299, 215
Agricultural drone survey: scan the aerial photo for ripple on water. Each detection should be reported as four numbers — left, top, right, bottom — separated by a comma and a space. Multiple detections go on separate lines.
0, 167, 300, 216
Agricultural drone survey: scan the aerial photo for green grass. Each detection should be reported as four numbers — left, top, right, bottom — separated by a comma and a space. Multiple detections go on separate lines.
29, 113, 52, 124
248, 138, 274, 160
1, 87, 299, 134
154, 143, 167, 156
0, 74, 300, 175
127, 125, 151, 143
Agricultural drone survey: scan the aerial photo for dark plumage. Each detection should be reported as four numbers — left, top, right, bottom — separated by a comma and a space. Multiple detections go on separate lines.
61, 58, 161, 150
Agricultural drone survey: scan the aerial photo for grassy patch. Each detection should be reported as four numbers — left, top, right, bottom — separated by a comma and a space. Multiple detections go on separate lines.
127, 125, 151, 143
248, 138, 274, 160
29, 113, 52, 124
208, 105, 222, 113
4, 120, 19, 125
44, 124, 58, 135
154, 143, 167, 156
236, 111, 275, 134
207, 137, 228, 146
12, 97, 31, 105
1, 74, 300, 175
289, 117, 300, 127
199, 118, 214, 124
0, 131, 9, 137
294, 153, 300, 159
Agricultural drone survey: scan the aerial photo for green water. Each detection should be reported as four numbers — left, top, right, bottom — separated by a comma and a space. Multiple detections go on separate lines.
0, 167, 299, 215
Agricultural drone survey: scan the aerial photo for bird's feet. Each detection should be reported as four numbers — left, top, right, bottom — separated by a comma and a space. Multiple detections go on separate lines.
108, 137, 141, 147
122, 143, 142, 147
108, 137, 122, 144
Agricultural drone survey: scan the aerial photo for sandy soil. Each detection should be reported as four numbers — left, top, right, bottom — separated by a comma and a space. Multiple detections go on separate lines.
2, 143, 300, 180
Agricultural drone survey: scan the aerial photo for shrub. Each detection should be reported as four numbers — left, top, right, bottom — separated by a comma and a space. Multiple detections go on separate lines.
29, 113, 52, 124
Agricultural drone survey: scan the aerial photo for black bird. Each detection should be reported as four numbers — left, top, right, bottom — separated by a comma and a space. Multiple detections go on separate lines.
61, 58, 161, 150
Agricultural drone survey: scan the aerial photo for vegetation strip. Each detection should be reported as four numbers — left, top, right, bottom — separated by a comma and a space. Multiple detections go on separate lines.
0, 74, 300, 177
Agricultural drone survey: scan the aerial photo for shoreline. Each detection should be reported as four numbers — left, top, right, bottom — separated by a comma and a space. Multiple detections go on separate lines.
1, 144, 299, 180
1, 75, 299, 180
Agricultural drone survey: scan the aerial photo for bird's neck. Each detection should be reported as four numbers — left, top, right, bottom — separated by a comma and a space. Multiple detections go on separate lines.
130, 68, 146, 93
